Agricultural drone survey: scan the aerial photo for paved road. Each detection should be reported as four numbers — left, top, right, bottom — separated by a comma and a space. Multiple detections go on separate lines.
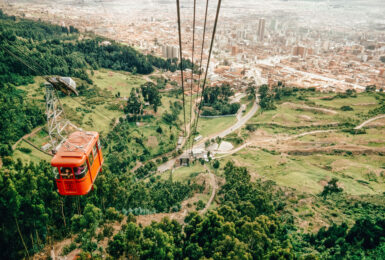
217, 98, 258, 139
230, 93, 246, 104
158, 98, 259, 172
355, 114, 385, 130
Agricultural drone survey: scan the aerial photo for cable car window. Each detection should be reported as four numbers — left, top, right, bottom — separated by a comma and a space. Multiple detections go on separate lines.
88, 152, 94, 166
92, 145, 98, 157
74, 162, 88, 179
53, 167, 59, 179
60, 167, 73, 179
97, 139, 101, 149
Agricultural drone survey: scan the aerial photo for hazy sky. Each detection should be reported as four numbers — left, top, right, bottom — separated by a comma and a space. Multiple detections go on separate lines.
4, 0, 385, 30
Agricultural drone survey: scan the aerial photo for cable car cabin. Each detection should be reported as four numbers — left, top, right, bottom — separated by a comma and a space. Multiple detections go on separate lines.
51, 131, 103, 196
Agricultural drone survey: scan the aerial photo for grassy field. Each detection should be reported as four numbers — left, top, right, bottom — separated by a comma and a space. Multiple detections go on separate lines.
13, 140, 52, 163
297, 128, 385, 147
224, 147, 385, 195
170, 164, 206, 183
233, 90, 385, 196
246, 91, 384, 138
197, 116, 237, 138
92, 69, 146, 98
309, 92, 378, 115
13, 69, 187, 162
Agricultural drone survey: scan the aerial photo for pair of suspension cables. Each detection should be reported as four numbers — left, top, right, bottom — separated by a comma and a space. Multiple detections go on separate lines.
175, 0, 222, 154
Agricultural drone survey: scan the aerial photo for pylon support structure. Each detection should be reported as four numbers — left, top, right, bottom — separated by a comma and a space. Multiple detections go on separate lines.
45, 78, 79, 153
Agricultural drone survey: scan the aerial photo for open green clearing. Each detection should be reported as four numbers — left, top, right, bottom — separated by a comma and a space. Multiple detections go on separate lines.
236, 90, 385, 196
309, 92, 378, 115
92, 69, 146, 98
248, 92, 380, 129
13, 141, 52, 163
160, 163, 206, 183
297, 128, 385, 147
12, 69, 187, 162
225, 148, 385, 195
197, 116, 237, 138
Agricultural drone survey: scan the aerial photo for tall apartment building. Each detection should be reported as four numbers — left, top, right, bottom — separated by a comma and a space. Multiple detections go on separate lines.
231, 46, 238, 56
292, 46, 307, 58
162, 45, 179, 59
258, 18, 265, 42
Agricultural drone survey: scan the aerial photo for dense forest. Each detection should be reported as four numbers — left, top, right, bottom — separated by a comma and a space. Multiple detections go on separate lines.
0, 10, 183, 86
0, 158, 201, 259
0, 83, 44, 156
201, 83, 241, 116
2, 157, 385, 259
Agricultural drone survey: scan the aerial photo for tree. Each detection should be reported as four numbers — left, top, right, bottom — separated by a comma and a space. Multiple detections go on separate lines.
246, 83, 256, 100
107, 232, 126, 258
141, 82, 162, 112
141, 226, 177, 259
213, 160, 220, 169
71, 203, 102, 233
124, 88, 143, 121
321, 178, 343, 197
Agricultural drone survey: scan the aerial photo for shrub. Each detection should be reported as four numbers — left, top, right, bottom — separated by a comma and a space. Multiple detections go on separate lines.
196, 200, 205, 210
18, 147, 32, 154
105, 207, 123, 222
102, 225, 114, 238
61, 242, 76, 256
246, 124, 257, 132
341, 105, 353, 111
321, 178, 343, 197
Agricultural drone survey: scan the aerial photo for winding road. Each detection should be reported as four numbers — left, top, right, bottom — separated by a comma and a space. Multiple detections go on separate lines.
158, 97, 259, 172
354, 114, 385, 130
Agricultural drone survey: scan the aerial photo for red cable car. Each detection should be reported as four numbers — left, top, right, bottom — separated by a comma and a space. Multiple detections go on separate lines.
51, 131, 103, 196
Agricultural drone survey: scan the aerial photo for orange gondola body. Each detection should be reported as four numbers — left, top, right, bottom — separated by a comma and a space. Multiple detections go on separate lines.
51, 131, 103, 196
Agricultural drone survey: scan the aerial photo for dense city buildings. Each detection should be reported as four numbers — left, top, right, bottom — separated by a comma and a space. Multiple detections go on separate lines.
1, 0, 384, 93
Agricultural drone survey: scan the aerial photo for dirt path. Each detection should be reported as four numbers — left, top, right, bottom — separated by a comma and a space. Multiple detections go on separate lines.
283, 102, 337, 115
200, 166, 217, 214
216, 130, 335, 158
12, 126, 43, 151
215, 142, 250, 158
354, 114, 385, 130
281, 130, 336, 141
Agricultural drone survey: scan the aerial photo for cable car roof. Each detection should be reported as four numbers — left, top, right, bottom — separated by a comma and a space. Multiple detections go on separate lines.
51, 131, 99, 167
46, 76, 79, 96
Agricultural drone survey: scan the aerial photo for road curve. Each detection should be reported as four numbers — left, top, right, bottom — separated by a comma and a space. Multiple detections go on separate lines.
158, 98, 259, 172
218, 98, 258, 139
354, 114, 385, 130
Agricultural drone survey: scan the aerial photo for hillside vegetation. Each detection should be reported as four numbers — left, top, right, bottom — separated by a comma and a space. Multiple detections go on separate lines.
0, 10, 188, 157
